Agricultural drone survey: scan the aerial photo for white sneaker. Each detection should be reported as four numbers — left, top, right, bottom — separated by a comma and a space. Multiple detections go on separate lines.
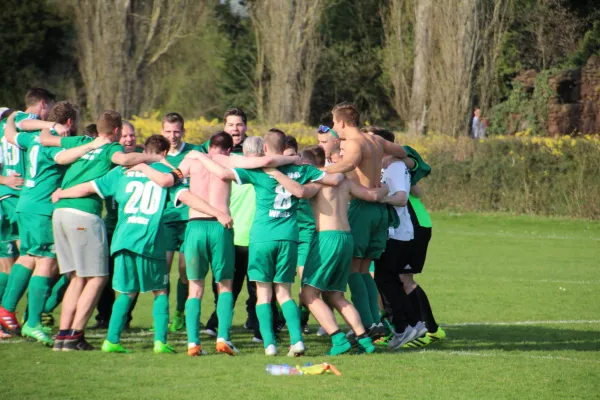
252, 336, 264, 343
388, 326, 419, 350
202, 328, 217, 337
414, 321, 429, 338
265, 344, 278, 356
287, 341, 305, 357
316, 327, 327, 336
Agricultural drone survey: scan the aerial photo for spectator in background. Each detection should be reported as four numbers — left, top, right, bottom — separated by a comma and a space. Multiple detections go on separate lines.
472, 108, 486, 139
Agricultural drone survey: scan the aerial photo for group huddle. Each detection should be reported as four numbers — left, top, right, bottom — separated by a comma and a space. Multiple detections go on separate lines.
0, 88, 445, 357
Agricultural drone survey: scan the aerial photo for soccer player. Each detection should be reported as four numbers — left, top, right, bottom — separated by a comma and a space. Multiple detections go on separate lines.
92, 120, 141, 329
2, 104, 110, 344
43, 110, 165, 351
52, 135, 232, 354
160, 112, 203, 332
317, 125, 340, 166
264, 154, 388, 355
323, 102, 410, 338
194, 130, 343, 356
283, 136, 298, 156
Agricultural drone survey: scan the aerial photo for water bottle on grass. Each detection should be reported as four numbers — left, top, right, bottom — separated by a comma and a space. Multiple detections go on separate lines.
266, 364, 302, 375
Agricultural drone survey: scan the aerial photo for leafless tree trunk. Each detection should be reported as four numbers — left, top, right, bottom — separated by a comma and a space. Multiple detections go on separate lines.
72, 0, 205, 119
247, 0, 326, 124
408, 0, 432, 135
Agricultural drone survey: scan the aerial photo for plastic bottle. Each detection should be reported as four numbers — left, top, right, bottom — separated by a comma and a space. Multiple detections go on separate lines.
265, 364, 302, 376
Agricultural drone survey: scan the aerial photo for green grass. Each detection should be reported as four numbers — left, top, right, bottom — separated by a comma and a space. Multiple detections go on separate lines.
2, 212, 600, 399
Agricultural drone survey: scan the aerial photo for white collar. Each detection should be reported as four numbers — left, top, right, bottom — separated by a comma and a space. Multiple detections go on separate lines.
169, 141, 186, 156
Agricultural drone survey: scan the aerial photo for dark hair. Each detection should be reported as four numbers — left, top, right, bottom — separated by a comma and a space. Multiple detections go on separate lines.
332, 102, 359, 127
264, 129, 286, 153
0, 109, 14, 120
47, 101, 78, 125
363, 126, 395, 143
224, 107, 247, 125
285, 136, 298, 152
162, 112, 185, 130
304, 144, 326, 168
300, 149, 317, 166
209, 131, 234, 152
25, 87, 56, 107
145, 135, 171, 154
84, 124, 98, 138
97, 110, 123, 135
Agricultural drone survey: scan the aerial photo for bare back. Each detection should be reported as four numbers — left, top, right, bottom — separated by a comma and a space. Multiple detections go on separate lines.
188, 154, 232, 219
311, 179, 352, 232
346, 132, 384, 189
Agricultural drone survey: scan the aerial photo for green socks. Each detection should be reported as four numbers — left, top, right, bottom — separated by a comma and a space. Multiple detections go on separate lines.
0, 272, 8, 301
153, 294, 169, 343
25, 276, 51, 327
43, 275, 69, 313
256, 303, 276, 348
329, 331, 352, 356
348, 272, 374, 328
185, 298, 201, 344
176, 279, 188, 313
1, 264, 33, 311
216, 292, 234, 341
280, 300, 303, 345
107, 295, 133, 344
362, 273, 381, 323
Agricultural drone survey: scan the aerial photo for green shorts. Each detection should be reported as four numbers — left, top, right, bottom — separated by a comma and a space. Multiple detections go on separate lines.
297, 227, 315, 268
302, 231, 353, 292
113, 250, 168, 293
0, 196, 19, 242
164, 220, 187, 252
248, 240, 298, 284
0, 240, 17, 259
17, 212, 55, 258
348, 199, 388, 260
183, 219, 235, 282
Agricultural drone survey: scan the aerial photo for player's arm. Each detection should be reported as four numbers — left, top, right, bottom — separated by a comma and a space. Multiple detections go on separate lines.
127, 163, 183, 188
51, 182, 96, 203
39, 129, 62, 147
0, 174, 24, 190
111, 151, 164, 167
318, 173, 344, 186
55, 136, 111, 165
4, 112, 22, 146
227, 154, 302, 169
190, 153, 236, 181
17, 119, 70, 137
324, 140, 362, 174
348, 179, 389, 202
381, 138, 409, 160
177, 190, 233, 229
264, 168, 321, 199
410, 184, 421, 198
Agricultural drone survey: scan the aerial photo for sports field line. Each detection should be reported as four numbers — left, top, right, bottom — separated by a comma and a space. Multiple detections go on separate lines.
445, 229, 600, 242
445, 319, 600, 327
421, 349, 600, 364
456, 276, 600, 285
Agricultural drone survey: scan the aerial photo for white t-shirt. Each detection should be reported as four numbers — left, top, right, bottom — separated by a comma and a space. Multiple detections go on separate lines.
381, 161, 414, 241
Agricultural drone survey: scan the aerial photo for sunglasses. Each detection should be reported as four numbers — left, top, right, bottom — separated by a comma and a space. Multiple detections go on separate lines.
317, 125, 339, 139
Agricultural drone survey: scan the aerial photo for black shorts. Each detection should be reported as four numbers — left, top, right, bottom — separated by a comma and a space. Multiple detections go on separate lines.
376, 227, 432, 275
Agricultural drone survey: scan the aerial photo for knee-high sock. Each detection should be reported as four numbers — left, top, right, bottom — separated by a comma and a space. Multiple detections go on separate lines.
0, 272, 8, 302
1, 264, 32, 311
280, 300, 303, 345
414, 285, 438, 332
107, 295, 133, 344
362, 273, 381, 323
25, 276, 51, 327
256, 303, 276, 348
153, 294, 169, 343
176, 279, 188, 313
347, 272, 374, 328
43, 275, 69, 314
216, 292, 234, 341
185, 298, 201, 345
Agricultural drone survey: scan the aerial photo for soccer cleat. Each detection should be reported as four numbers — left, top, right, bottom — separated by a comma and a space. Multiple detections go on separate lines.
345, 329, 354, 338
62, 333, 94, 351
90, 320, 109, 330
52, 334, 66, 351
265, 344, 278, 356
368, 323, 389, 340
216, 338, 239, 356
388, 326, 419, 350
153, 340, 176, 354
169, 311, 185, 332
0, 307, 20, 333
374, 333, 392, 347
414, 321, 429, 339
302, 324, 310, 334
187, 343, 207, 357
252, 336, 264, 343
316, 326, 327, 336
287, 341, 305, 357
0, 327, 12, 339
403, 334, 432, 349
101, 340, 130, 353
426, 327, 447, 342
357, 336, 376, 354
41, 313, 55, 327
202, 328, 217, 338
22, 323, 54, 346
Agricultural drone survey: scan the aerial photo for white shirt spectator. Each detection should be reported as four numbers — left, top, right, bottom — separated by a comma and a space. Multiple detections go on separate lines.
381, 161, 413, 241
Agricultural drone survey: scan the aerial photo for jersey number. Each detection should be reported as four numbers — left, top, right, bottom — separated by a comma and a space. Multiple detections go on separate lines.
1, 137, 20, 167
273, 184, 292, 210
124, 181, 161, 215
28, 145, 40, 178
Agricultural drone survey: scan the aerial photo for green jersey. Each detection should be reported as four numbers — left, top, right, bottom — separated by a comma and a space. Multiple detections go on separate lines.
55, 136, 124, 216
93, 163, 188, 259
0, 112, 37, 199
104, 147, 144, 235
297, 199, 315, 232
14, 131, 66, 216
230, 182, 256, 247
163, 142, 203, 223
233, 164, 325, 243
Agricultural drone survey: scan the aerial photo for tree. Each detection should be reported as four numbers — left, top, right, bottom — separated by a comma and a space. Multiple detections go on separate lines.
71, 0, 206, 119
408, 0, 432, 135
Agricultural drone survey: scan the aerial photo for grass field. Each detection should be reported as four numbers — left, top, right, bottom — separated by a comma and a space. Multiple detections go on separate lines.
2, 212, 599, 399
